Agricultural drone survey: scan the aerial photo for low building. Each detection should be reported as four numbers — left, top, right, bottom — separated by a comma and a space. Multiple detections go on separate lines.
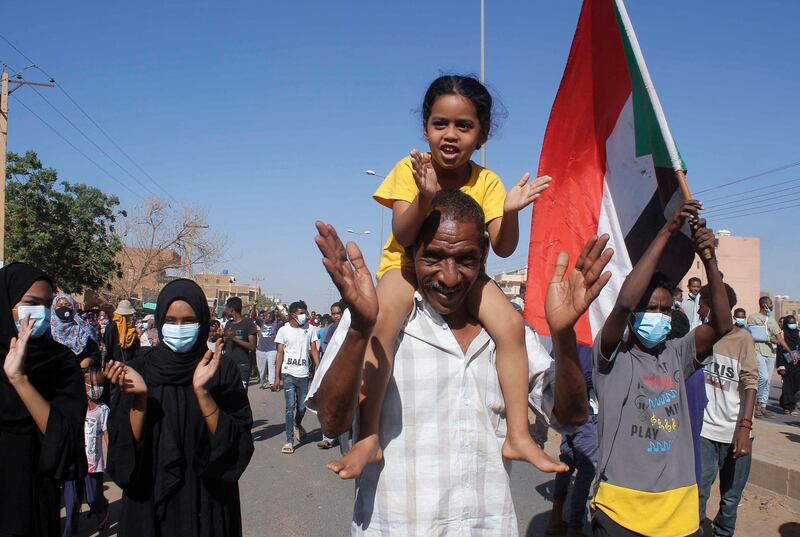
774, 295, 800, 321
493, 266, 527, 302
194, 272, 260, 315
679, 230, 761, 316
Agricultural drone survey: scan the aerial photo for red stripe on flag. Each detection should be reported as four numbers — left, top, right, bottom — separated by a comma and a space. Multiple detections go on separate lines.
525, 0, 632, 345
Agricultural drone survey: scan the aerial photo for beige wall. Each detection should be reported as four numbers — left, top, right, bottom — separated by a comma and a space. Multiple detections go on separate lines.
678, 234, 760, 316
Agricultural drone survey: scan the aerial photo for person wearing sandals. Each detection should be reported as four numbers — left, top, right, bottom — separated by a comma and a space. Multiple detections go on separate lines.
104, 279, 254, 536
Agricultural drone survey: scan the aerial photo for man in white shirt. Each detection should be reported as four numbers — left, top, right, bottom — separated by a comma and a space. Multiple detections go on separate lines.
681, 277, 702, 329
274, 301, 319, 454
307, 190, 613, 536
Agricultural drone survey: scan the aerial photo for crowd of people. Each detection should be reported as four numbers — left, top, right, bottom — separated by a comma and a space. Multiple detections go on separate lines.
0, 73, 796, 537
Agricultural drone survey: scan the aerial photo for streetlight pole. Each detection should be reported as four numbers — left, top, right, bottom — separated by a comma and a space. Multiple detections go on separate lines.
480, 0, 486, 168
365, 170, 386, 261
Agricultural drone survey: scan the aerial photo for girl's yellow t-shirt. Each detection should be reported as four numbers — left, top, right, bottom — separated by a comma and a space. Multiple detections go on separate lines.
373, 156, 506, 279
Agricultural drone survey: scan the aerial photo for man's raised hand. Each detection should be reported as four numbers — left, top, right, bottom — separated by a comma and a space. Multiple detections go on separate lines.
545, 234, 614, 333
315, 221, 378, 331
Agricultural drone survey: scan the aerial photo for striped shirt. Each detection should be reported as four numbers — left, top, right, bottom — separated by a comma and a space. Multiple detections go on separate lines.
307, 293, 559, 536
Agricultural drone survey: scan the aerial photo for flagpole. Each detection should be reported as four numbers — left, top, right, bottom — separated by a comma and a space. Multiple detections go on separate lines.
613, 0, 692, 202
614, 0, 712, 261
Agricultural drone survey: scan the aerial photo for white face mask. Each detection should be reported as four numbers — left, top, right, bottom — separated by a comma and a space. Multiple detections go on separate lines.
295, 313, 308, 326
161, 323, 200, 353
86, 384, 104, 401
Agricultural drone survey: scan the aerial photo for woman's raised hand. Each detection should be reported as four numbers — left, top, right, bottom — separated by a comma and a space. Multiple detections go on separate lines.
3, 315, 33, 385
104, 360, 147, 396
193, 340, 222, 393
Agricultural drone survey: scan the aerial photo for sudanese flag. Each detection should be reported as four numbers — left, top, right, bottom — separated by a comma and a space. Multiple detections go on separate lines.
525, 0, 695, 346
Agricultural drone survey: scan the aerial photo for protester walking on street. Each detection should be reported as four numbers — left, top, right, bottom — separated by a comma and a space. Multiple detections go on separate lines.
256, 310, 281, 390
223, 297, 257, 388
777, 314, 800, 415
591, 202, 732, 537
747, 297, 791, 418
273, 301, 319, 454
51, 293, 102, 367
699, 295, 757, 537
0, 263, 87, 537
105, 279, 254, 537
681, 277, 702, 329
104, 299, 140, 362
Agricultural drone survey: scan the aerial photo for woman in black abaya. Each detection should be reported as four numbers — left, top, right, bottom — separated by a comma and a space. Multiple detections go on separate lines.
0, 263, 85, 536
105, 279, 254, 537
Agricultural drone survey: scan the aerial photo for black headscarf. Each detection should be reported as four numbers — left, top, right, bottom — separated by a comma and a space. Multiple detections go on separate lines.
145, 278, 211, 386
0, 262, 75, 431
784, 318, 799, 352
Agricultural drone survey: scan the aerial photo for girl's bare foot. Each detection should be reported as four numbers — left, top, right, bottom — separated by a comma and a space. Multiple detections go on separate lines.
502, 433, 568, 473
325, 434, 383, 480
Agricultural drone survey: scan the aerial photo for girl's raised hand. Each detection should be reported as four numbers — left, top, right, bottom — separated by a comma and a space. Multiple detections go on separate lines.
504, 173, 551, 213
193, 341, 222, 393
3, 315, 33, 385
410, 149, 439, 200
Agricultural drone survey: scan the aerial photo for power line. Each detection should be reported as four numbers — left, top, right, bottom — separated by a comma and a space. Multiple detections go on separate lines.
702, 175, 800, 204
11, 94, 143, 200
703, 194, 800, 219
703, 179, 800, 211
25, 82, 162, 198
694, 160, 800, 195
0, 32, 179, 203
708, 201, 800, 221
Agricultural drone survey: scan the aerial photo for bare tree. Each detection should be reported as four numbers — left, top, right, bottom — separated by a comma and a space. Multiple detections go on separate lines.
102, 198, 228, 303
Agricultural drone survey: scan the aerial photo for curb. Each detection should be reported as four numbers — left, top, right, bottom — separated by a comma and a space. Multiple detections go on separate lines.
748, 455, 800, 502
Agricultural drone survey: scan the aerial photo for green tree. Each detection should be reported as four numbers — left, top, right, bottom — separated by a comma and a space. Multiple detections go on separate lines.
5, 150, 124, 293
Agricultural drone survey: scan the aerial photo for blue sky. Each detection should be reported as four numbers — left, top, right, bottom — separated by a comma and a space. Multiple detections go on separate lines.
3, 1, 799, 311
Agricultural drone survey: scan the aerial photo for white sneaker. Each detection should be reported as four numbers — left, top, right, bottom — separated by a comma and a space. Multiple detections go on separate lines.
281, 442, 294, 454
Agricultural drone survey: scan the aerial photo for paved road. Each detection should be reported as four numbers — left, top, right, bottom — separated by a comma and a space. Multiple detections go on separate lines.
241, 384, 561, 537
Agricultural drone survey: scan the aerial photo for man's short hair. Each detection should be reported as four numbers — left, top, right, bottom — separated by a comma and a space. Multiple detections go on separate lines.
673, 287, 683, 295
289, 301, 305, 314
699, 282, 738, 309
733, 308, 746, 317
688, 277, 701, 286
210, 319, 221, 328
330, 301, 343, 311
415, 190, 486, 247
226, 296, 243, 313
758, 296, 771, 307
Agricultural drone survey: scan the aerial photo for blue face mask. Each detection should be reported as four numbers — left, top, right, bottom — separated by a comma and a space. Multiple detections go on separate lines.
17, 305, 51, 338
296, 314, 308, 326
734, 318, 746, 327
161, 323, 200, 353
788, 323, 798, 331
632, 312, 672, 349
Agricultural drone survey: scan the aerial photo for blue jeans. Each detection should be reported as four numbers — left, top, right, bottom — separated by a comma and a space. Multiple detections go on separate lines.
62, 473, 108, 537
554, 414, 598, 532
699, 436, 752, 537
756, 353, 775, 406
283, 374, 309, 442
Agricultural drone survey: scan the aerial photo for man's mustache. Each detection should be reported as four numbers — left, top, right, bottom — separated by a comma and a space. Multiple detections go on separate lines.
423, 280, 468, 295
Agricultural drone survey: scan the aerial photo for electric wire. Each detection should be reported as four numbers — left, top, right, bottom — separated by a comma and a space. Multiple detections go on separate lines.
0, 32, 179, 203
707, 201, 800, 221
694, 160, 800, 195
703, 194, 800, 218
702, 176, 800, 206
11, 94, 143, 200
26, 83, 162, 198
703, 183, 800, 212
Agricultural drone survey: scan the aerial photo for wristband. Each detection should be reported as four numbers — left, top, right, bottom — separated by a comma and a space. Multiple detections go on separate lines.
203, 406, 219, 418
737, 423, 752, 430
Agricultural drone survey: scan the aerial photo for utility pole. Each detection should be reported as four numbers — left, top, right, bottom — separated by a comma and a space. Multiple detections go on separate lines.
0, 69, 55, 267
